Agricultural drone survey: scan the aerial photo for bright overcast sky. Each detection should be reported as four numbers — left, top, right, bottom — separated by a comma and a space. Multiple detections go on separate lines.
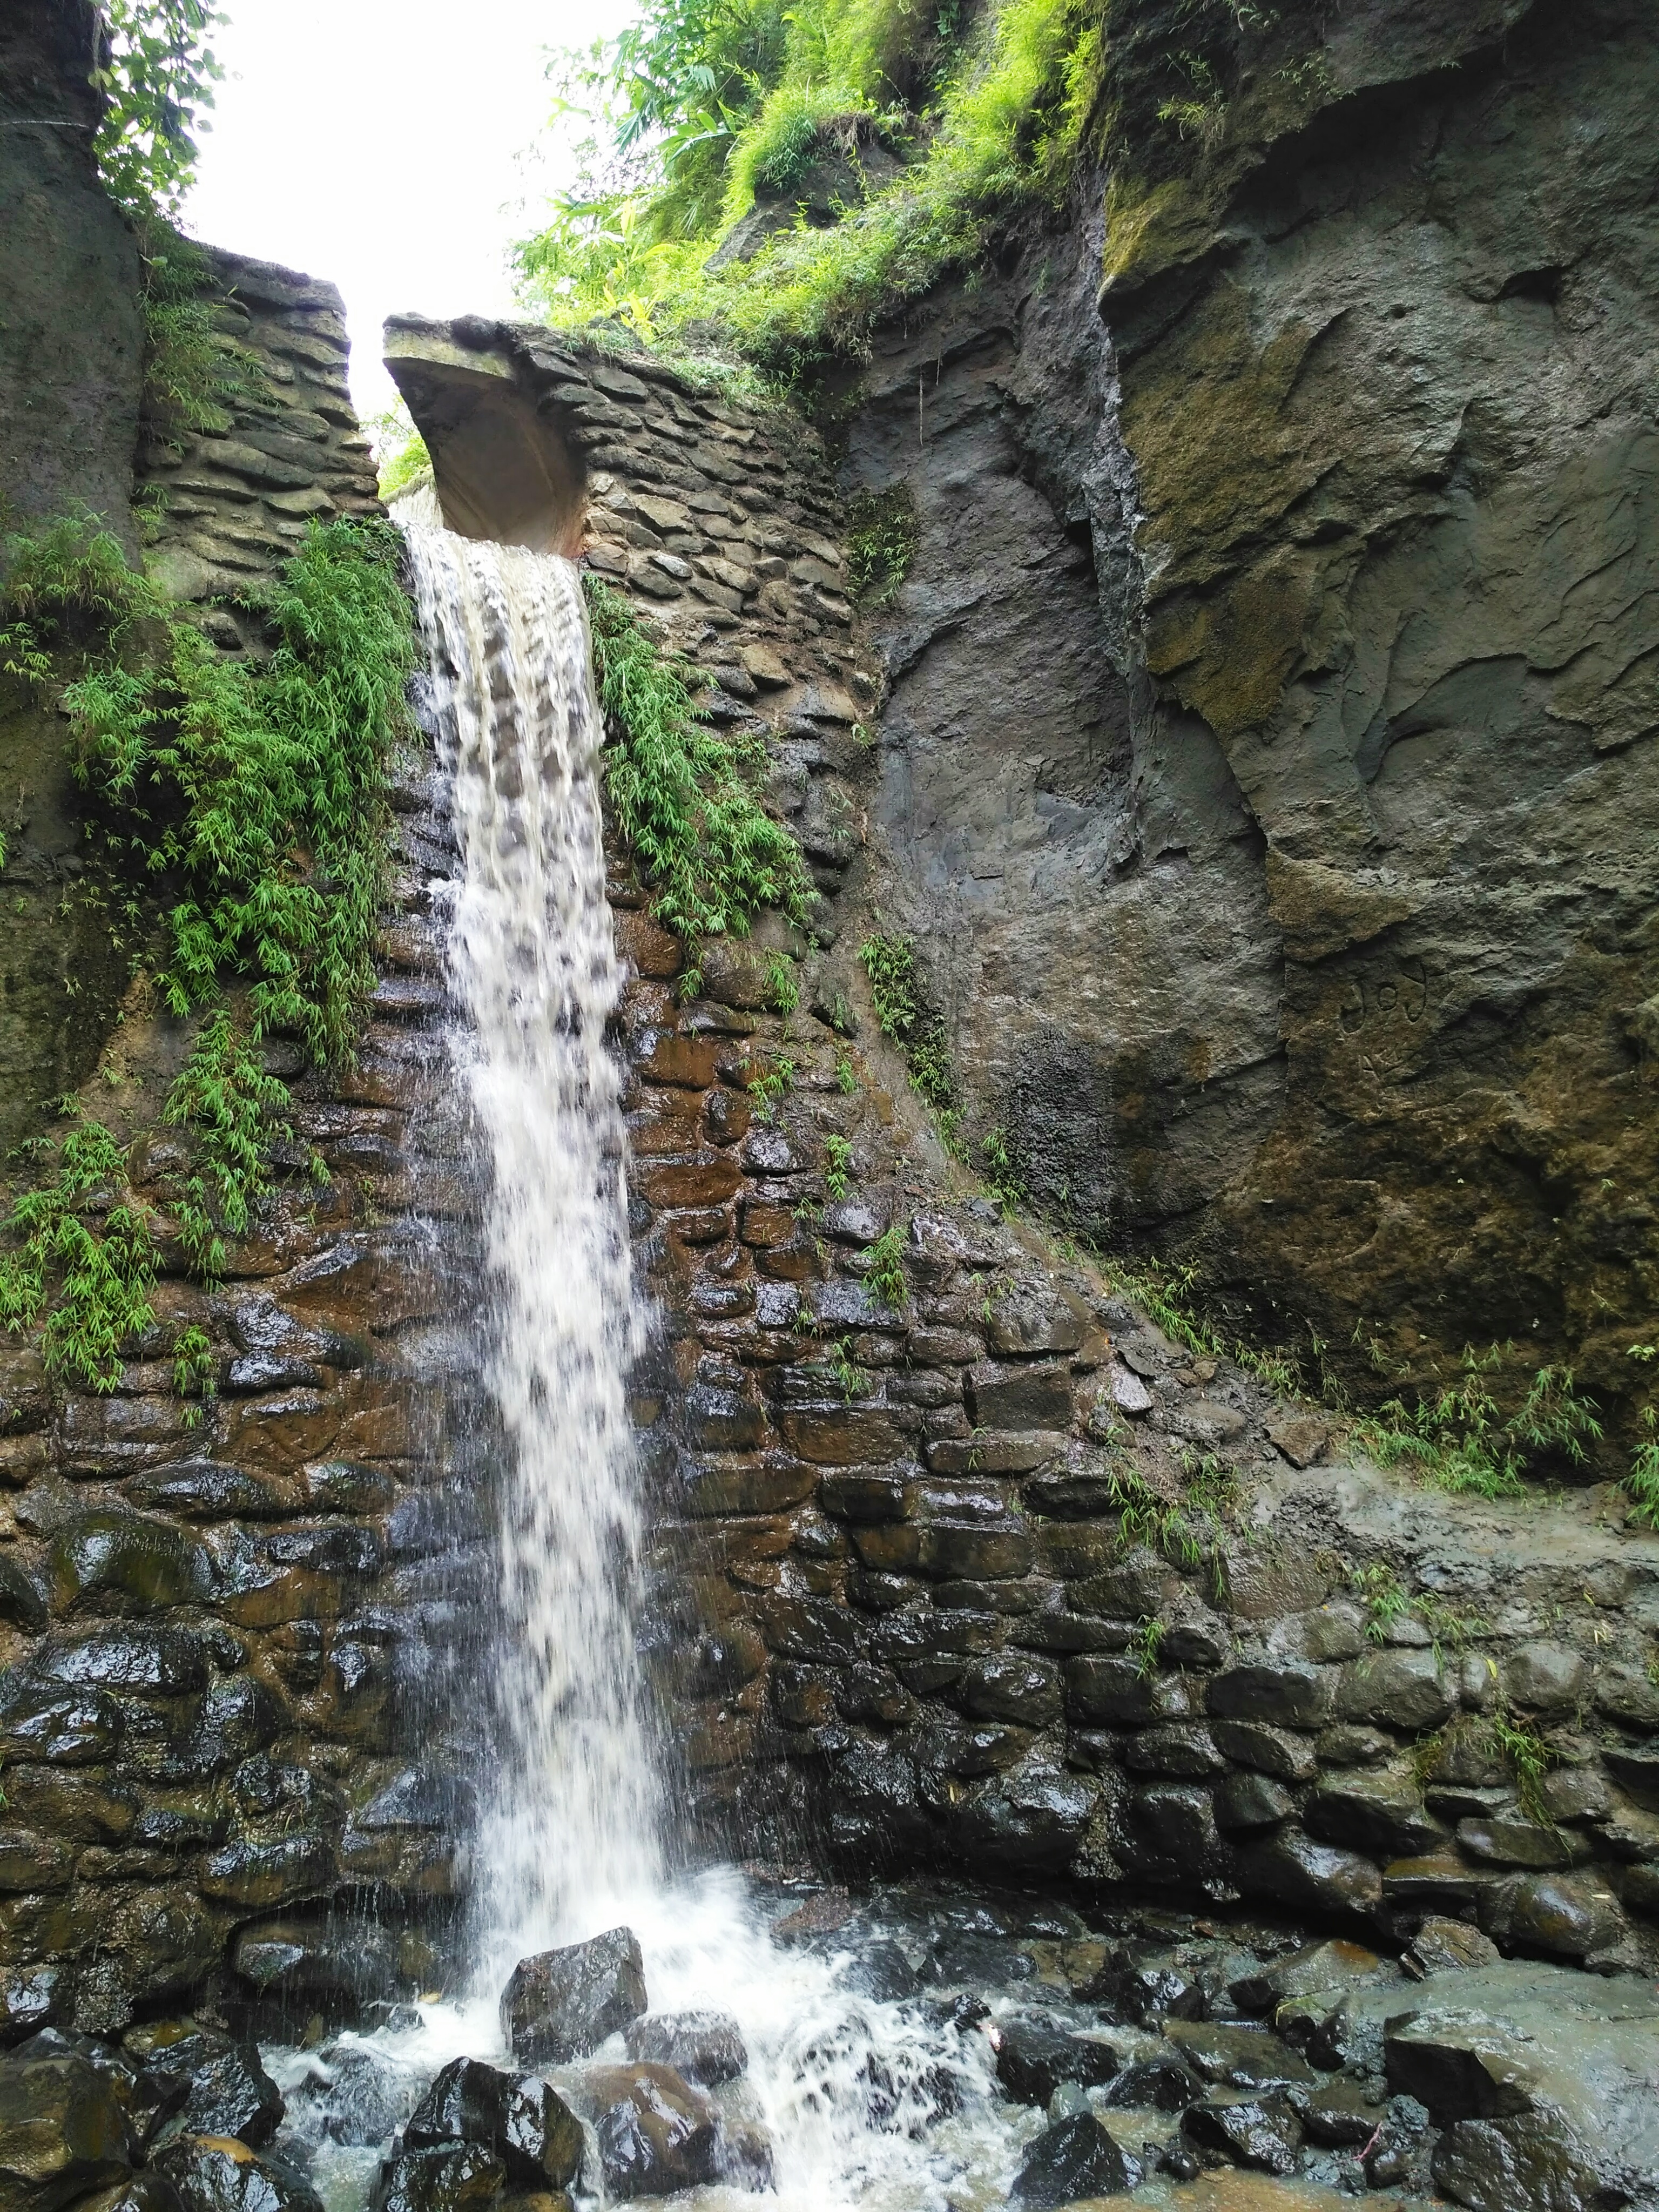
183, 0, 637, 421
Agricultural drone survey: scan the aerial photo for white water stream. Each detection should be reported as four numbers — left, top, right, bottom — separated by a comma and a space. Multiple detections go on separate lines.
325, 497, 1015, 2211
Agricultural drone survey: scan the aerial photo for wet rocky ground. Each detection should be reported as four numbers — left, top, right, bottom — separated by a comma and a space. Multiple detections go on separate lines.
5, 1876, 1656, 2212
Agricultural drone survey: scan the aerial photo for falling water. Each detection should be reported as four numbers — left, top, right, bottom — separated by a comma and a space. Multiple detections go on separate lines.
398, 487, 660, 1979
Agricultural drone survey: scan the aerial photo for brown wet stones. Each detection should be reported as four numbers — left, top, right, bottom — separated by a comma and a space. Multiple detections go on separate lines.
403, 2058, 582, 2193
1010, 2110, 1134, 2203
1236, 1829, 1385, 1918
622, 2011, 747, 2085
1228, 1937, 1386, 2015
1206, 1661, 1335, 1731
1432, 2112, 1612, 2212
154, 2135, 324, 2212
0, 2042, 133, 2210
1163, 2023, 1315, 2093
581, 2061, 720, 2201
1403, 1917, 1501, 1977
1480, 1872, 1626, 1960
500, 1928, 648, 2065
1182, 2090, 1303, 2175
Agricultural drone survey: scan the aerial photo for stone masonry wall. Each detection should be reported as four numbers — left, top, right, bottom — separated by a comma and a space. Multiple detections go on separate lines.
0, 253, 487, 2042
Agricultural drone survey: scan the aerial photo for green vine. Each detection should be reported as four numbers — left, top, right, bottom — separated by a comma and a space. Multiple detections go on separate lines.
0, 511, 415, 1389
93, 1, 226, 219
583, 574, 810, 973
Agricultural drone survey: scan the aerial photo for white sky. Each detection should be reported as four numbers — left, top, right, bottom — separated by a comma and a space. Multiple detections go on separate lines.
182, 0, 637, 422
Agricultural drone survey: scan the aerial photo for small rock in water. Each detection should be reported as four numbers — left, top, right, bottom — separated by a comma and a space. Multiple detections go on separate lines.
1011, 2112, 1134, 2204
1404, 1915, 1501, 1978
995, 2016, 1118, 2106
154, 2134, 325, 2212
624, 2011, 747, 2085
583, 2062, 719, 2201
404, 2056, 582, 2190
500, 1927, 647, 2065
846, 1939, 921, 2004
1099, 2055, 1202, 2114
1182, 2091, 1304, 2176
1047, 2081, 1091, 2121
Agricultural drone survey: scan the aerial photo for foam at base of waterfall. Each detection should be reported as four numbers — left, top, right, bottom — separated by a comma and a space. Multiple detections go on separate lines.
399, 510, 658, 1987
271, 1869, 1027, 2212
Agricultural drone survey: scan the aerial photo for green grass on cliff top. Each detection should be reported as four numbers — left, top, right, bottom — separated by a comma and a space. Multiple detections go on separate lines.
514, 0, 1104, 372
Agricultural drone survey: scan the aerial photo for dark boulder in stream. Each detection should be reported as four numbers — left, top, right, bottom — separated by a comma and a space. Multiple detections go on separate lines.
500, 1928, 646, 2065
622, 2010, 747, 2085
1010, 2110, 1134, 2204
403, 2056, 582, 2191
582, 2061, 720, 2201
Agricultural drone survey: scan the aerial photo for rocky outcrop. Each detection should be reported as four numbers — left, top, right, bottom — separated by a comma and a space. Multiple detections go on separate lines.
835, 0, 1659, 1434
0, 0, 143, 549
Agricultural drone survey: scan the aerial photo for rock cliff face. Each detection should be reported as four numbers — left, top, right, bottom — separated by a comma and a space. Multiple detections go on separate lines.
837, 0, 1659, 1429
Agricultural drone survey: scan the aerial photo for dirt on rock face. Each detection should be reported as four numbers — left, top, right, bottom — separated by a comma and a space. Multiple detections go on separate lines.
835, 0, 1659, 1432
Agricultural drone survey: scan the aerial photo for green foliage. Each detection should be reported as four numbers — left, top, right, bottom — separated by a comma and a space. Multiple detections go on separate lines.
1627, 1406, 1659, 1529
1481, 1697, 1559, 1829
823, 1132, 854, 1201
1355, 1348, 1604, 1499
0, 514, 415, 1387
0, 1112, 158, 1391
865, 1220, 907, 1309
980, 1122, 1024, 1206
93, 0, 225, 218
369, 404, 434, 502
1098, 1456, 1237, 1603
137, 221, 247, 447
747, 1051, 795, 1124
1348, 1562, 1487, 1668
1130, 1613, 1164, 1679
828, 1334, 868, 1401
845, 487, 919, 606
765, 949, 800, 1012
859, 923, 956, 1125
583, 575, 810, 956
860, 927, 917, 1039
172, 1321, 214, 1428
516, 0, 1102, 372
834, 1047, 858, 1095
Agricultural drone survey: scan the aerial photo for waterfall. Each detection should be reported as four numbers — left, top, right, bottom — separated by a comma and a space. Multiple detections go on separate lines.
397, 490, 660, 1979
353, 492, 1000, 2212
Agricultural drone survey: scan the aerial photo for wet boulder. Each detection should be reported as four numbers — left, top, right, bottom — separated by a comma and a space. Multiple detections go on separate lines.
1010, 2112, 1134, 2204
623, 2011, 747, 2085
0, 2042, 134, 2210
1076, 1947, 1204, 2028
583, 2061, 718, 2201
1182, 2090, 1303, 2175
370, 2143, 514, 2212
1164, 2024, 1314, 2093
404, 2056, 581, 2191
138, 2032, 283, 2149
71, 2177, 187, 2212
1433, 2110, 1612, 2212
501, 1928, 646, 2066
1228, 1937, 1387, 2015
152, 2135, 323, 2212
993, 2016, 1118, 2106
844, 1940, 920, 2004
1098, 2055, 1202, 2113
1404, 1917, 1500, 1978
